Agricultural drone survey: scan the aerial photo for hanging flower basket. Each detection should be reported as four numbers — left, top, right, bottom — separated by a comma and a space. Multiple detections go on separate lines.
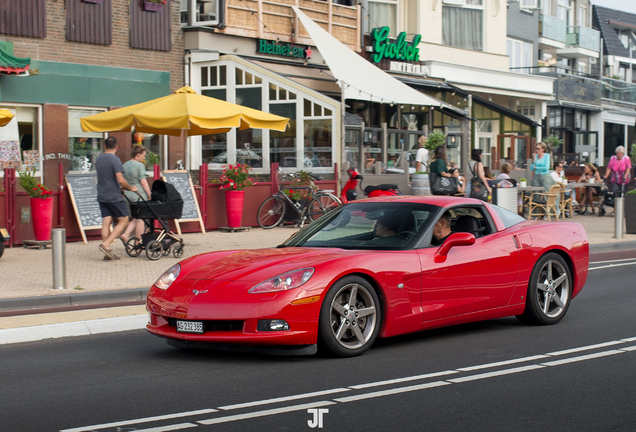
143, 0, 165, 12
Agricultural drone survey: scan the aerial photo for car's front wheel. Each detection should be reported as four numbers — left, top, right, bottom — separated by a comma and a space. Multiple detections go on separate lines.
319, 276, 382, 357
517, 252, 571, 325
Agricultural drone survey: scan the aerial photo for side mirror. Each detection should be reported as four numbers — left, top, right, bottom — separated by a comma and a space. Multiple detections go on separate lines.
435, 232, 475, 257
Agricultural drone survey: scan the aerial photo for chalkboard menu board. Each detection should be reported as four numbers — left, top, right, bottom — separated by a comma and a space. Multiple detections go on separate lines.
66, 173, 102, 244
162, 171, 206, 234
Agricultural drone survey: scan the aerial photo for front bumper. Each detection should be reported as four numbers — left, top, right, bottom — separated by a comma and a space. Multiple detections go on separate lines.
146, 283, 323, 346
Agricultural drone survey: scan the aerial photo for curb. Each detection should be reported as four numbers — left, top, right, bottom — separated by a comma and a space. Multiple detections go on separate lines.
0, 314, 148, 345
0, 288, 151, 313
589, 241, 636, 254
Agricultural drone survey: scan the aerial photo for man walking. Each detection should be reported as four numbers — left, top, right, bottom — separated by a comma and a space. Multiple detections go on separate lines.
96, 137, 137, 260
415, 135, 429, 173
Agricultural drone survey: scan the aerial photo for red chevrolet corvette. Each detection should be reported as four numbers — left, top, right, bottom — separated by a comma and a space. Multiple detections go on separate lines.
146, 196, 589, 357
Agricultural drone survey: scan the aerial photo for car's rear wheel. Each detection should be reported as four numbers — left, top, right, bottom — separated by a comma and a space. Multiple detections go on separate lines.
319, 276, 381, 357
517, 252, 571, 325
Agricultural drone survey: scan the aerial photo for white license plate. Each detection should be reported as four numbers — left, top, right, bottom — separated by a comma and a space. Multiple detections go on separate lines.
176, 320, 204, 334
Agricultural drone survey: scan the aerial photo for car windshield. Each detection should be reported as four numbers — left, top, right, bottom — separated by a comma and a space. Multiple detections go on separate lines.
282, 202, 439, 250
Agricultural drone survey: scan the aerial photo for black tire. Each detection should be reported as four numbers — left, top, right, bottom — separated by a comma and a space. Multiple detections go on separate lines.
162, 246, 171, 256
257, 196, 286, 229
318, 275, 382, 357
308, 193, 341, 221
0, 236, 4, 259
173, 244, 184, 258
517, 252, 572, 325
146, 240, 163, 261
126, 237, 142, 257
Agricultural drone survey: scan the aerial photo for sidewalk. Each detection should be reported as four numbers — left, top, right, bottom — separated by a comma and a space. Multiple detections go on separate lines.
1, 215, 635, 344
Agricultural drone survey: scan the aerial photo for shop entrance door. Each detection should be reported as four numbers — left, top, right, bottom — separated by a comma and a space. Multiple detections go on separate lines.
344, 126, 362, 170
496, 134, 532, 170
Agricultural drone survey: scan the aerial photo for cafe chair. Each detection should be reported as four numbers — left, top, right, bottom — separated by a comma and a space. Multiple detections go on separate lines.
528, 184, 561, 221
559, 183, 574, 218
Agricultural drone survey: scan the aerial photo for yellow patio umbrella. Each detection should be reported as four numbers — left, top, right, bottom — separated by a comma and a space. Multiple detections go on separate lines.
0, 109, 15, 127
80, 86, 289, 136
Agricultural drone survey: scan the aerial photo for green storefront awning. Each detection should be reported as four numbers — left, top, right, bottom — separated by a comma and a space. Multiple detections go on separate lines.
0, 42, 30, 75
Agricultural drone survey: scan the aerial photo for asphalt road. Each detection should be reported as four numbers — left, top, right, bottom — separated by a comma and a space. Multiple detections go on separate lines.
1, 258, 635, 432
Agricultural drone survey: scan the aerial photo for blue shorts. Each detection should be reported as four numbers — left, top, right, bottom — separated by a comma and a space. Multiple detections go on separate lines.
99, 201, 129, 218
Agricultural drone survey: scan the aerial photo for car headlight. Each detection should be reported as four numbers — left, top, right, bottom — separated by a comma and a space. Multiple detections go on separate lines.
249, 268, 315, 294
155, 264, 180, 290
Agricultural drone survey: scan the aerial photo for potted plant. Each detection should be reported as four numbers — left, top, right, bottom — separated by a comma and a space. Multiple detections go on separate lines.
18, 169, 54, 241
543, 134, 563, 154
625, 189, 636, 234
519, 178, 527, 188
219, 163, 254, 228
143, 0, 166, 12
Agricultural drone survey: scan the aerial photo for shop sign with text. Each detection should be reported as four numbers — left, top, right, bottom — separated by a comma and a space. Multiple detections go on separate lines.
371, 27, 421, 63
257, 39, 311, 59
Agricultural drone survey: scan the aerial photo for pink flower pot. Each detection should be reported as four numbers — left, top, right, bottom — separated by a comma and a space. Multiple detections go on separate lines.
225, 190, 244, 228
30, 197, 54, 241
143, 0, 164, 12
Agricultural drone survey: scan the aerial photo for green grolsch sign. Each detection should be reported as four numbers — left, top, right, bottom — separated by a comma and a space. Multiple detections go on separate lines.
371, 27, 421, 64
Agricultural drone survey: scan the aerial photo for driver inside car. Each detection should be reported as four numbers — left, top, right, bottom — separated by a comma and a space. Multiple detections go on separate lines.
431, 211, 452, 246
374, 215, 401, 238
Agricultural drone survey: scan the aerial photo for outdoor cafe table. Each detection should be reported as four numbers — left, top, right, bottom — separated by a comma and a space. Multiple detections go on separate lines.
567, 182, 604, 215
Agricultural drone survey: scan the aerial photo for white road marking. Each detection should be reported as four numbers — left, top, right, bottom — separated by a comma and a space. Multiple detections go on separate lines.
546, 340, 625, 356
589, 262, 636, 271
134, 423, 198, 432
349, 370, 458, 389
457, 355, 550, 372
448, 365, 545, 383
540, 350, 624, 366
197, 401, 335, 426
218, 388, 350, 410
334, 381, 450, 403
62, 335, 636, 431
589, 257, 636, 264
60, 409, 217, 432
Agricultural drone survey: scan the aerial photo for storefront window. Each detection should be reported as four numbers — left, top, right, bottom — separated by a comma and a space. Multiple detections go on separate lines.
304, 119, 332, 168
236, 86, 263, 168
202, 89, 227, 165
69, 109, 105, 172
270, 103, 297, 168
0, 106, 39, 172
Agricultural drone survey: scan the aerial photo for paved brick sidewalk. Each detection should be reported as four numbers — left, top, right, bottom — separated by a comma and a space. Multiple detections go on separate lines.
0, 214, 634, 300
0, 226, 297, 299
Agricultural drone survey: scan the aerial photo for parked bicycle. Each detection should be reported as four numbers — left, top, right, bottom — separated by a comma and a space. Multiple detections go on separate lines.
257, 170, 342, 229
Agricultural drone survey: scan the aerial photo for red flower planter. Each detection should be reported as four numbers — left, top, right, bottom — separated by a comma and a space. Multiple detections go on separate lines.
143, 1, 164, 12
31, 197, 54, 241
225, 190, 245, 228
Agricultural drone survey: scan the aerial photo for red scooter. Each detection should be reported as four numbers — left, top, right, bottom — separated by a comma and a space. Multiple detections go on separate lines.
341, 167, 401, 204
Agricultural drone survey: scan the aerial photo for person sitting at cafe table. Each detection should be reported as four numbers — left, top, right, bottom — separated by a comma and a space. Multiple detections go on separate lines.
577, 163, 602, 215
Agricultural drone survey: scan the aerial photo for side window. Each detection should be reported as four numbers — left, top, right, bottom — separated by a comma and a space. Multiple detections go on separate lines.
490, 205, 525, 229
449, 206, 493, 238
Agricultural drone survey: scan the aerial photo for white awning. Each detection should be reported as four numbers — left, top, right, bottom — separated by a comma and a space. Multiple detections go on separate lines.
292, 6, 441, 107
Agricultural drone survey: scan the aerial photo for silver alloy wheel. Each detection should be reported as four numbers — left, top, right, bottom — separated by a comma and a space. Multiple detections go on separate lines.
535, 259, 570, 318
329, 283, 377, 350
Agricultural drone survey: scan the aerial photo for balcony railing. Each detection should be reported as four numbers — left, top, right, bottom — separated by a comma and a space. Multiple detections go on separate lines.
566, 26, 600, 52
540, 14, 567, 44
602, 77, 636, 104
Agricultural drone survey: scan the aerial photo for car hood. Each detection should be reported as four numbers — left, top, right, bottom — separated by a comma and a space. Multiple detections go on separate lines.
181, 247, 350, 283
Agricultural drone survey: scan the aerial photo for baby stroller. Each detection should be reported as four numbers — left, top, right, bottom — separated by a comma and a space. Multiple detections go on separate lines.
124, 179, 185, 260
598, 183, 623, 217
